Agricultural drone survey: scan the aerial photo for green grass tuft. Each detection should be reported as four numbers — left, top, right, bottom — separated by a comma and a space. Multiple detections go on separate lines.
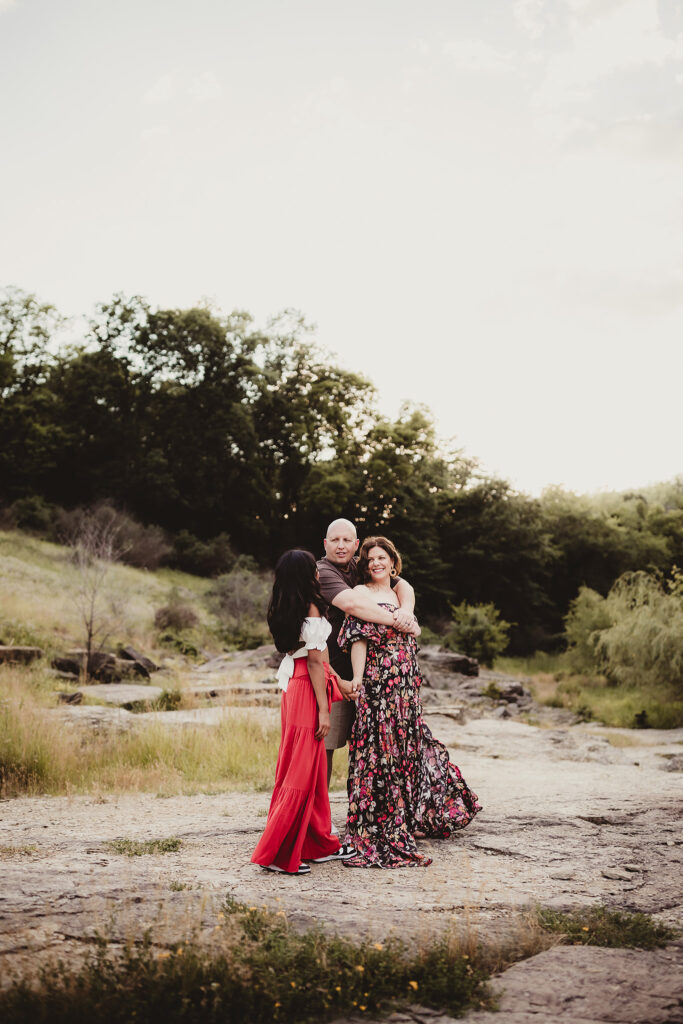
537, 905, 677, 949
105, 837, 182, 856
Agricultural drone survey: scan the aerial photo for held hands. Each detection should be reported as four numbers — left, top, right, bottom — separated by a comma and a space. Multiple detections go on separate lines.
392, 608, 420, 637
315, 706, 330, 741
337, 676, 361, 702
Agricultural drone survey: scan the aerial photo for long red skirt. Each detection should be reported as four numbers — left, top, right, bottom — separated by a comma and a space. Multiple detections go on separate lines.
251, 660, 342, 872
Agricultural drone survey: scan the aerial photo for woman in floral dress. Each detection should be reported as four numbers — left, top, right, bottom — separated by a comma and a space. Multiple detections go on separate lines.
339, 536, 481, 868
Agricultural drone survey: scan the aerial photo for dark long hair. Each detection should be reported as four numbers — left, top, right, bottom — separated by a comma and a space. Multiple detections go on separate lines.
267, 549, 326, 653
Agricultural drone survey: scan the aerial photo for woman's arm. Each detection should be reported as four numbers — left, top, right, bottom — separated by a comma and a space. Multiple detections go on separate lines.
307, 647, 330, 741
350, 640, 367, 695
304, 603, 330, 738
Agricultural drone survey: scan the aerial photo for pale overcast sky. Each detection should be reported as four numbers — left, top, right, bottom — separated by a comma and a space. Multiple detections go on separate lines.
1, 0, 682, 495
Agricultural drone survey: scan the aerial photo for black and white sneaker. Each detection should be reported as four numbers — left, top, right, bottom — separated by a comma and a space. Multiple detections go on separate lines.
262, 862, 311, 875
310, 844, 357, 863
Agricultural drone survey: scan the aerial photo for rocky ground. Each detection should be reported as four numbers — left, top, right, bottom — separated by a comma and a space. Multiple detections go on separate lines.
1, 646, 682, 1021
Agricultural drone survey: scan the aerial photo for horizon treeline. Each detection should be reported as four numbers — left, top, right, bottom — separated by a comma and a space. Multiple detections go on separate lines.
2, 286, 683, 654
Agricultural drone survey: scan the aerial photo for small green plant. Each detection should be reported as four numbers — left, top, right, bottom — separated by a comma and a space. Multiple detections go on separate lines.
157, 630, 201, 658
537, 905, 677, 949
168, 880, 192, 891
573, 703, 594, 722
0, 844, 38, 858
124, 688, 183, 713
105, 837, 182, 857
482, 681, 503, 701
443, 602, 510, 667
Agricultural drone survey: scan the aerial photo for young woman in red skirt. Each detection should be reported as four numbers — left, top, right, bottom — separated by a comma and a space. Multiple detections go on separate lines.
252, 549, 357, 875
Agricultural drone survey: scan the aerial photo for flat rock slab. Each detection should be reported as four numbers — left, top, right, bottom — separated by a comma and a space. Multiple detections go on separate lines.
80, 684, 164, 705
464, 943, 683, 1023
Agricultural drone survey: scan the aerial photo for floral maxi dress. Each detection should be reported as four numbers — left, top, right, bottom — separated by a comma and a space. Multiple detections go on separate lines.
339, 609, 481, 868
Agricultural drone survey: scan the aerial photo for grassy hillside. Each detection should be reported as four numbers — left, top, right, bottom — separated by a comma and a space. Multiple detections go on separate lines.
0, 529, 225, 658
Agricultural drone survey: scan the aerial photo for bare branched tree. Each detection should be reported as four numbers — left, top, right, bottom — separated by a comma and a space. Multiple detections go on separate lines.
67, 510, 124, 679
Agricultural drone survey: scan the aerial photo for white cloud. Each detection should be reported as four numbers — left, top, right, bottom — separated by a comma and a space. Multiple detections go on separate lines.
188, 72, 223, 101
534, 0, 683, 106
143, 73, 176, 105
141, 125, 171, 142
293, 77, 348, 126
443, 37, 515, 74
550, 268, 683, 316
513, 0, 546, 40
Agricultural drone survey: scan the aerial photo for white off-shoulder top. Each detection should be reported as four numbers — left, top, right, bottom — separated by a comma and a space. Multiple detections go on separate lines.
276, 616, 332, 692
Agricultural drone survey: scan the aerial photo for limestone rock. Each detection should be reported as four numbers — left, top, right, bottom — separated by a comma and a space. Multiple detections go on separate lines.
418, 647, 479, 677
0, 645, 44, 664
118, 645, 159, 676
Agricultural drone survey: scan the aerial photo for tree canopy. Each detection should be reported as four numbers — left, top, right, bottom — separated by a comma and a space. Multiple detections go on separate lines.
3, 286, 683, 654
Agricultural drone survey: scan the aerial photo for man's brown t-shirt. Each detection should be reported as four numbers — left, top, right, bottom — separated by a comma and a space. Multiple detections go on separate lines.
317, 556, 360, 679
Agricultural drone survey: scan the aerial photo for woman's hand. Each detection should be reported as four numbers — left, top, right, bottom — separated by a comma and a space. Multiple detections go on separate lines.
392, 608, 416, 632
315, 707, 331, 741
337, 677, 360, 702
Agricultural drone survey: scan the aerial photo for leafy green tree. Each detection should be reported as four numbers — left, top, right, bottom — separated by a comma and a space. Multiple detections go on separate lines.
443, 601, 510, 666
564, 586, 613, 672
438, 479, 556, 652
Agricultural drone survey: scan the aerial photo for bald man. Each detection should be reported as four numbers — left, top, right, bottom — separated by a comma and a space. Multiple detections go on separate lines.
317, 518, 418, 789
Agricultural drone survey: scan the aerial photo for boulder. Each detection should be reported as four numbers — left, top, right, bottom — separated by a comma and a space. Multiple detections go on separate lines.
118, 645, 159, 676
51, 650, 141, 682
418, 647, 479, 676
57, 691, 83, 704
0, 645, 44, 665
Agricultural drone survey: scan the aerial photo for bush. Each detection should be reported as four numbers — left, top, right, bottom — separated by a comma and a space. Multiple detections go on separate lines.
596, 571, 683, 691
7, 496, 56, 534
565, 571, 683, 692
443, 602, 510, 667
55, 502, 171, 570
171, 530, 236, 577
207, 563, 271, 649
154, 588, 199, 631
564, 586, 613, 672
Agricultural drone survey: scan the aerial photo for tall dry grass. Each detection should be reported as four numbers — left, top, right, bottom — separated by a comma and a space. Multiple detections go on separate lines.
0, 663, 282, 797
0, 663, 349, 798
0, 530, 219, 657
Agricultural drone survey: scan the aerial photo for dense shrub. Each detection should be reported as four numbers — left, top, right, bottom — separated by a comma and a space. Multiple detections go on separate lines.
596, 571, 683, 691
207, 561, 271, 649
564, 586, 613, 673
565, 570, 683, 693
443, 602, 510, 667
55, 502, 171, 569
171, 530, 237, 577
7, 495, 56, 534
154, 588, 200, 631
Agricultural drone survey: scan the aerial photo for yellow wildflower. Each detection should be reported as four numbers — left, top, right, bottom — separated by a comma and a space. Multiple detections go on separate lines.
156, 951, 171, 959
408, 980, 419, 991
355, 965, 365, 973
373, 942, 383, 950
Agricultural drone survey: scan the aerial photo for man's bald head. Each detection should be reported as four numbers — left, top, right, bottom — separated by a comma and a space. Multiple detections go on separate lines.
323, 518, 359, 567
326, 518, 356, 539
